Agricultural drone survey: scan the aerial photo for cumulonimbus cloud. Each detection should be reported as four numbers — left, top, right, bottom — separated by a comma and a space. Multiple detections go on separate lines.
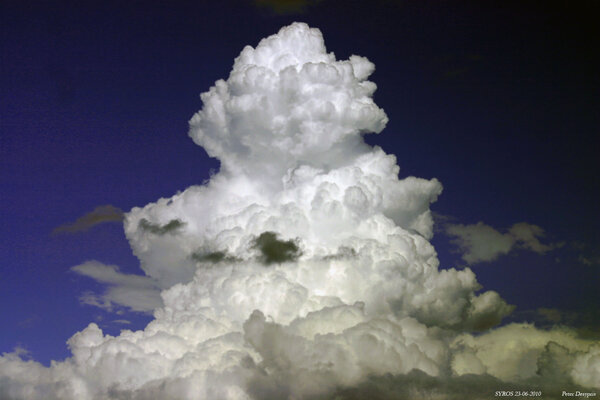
1, 23, 598, 399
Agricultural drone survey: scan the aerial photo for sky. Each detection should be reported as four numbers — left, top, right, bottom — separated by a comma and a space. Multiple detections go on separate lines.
1, 1, 599, 399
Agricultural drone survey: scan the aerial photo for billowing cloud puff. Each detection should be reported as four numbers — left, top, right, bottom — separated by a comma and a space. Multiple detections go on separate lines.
451, 324, 597, 383
1, 22, 598, 399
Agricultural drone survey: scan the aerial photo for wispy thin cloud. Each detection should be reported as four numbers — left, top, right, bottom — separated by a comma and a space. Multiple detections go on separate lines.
445, 221, 557, 264
254, 0, 321, 15
53, 205, 124, 234
71, 260, 162, 313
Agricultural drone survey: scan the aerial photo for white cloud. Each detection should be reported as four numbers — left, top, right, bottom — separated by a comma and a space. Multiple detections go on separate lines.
445, 221, 556, 264
508, 222, 554, 254
446, 221, 515, 263
1, 22, 597, 400
451, 323, 600, 390
71, 260, 162, 313
572, 345, 600, 389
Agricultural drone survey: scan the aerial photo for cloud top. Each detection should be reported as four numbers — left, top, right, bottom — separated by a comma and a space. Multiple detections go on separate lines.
189, 22, 388, 188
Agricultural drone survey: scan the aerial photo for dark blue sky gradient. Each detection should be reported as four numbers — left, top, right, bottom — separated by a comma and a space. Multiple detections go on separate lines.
2, 0, 599, 365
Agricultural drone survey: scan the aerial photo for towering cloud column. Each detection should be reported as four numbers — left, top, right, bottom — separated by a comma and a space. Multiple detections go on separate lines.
2, 22, 597, 400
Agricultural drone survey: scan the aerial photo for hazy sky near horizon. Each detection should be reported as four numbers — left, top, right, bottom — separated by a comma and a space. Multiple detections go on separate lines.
1, 1, 599, 398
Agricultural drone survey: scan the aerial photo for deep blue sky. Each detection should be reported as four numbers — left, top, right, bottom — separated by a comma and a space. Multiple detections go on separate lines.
2, 1, 599, 365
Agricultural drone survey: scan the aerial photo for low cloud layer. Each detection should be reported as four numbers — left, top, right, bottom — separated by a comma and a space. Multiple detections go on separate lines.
53, 205, 124, 234
1, 23, 598, 399
445, 221, 556, 264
